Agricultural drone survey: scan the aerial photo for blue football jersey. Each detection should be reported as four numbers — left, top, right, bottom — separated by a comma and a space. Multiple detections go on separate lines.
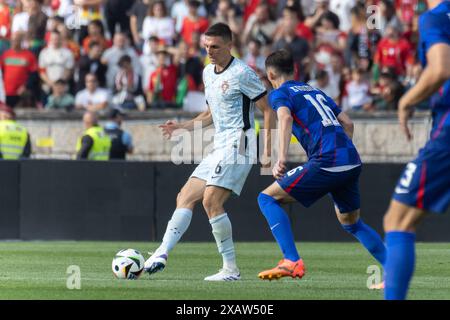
269, 80, 361, 167
418, 1, 450, 150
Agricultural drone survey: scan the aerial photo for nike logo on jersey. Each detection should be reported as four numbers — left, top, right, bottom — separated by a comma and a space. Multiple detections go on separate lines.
395, 186, 410, 194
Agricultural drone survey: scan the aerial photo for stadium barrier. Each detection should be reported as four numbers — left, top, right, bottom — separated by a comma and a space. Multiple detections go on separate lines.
0, 160, 449, 241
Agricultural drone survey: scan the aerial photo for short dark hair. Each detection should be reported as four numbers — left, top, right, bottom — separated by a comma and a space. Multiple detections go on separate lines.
204, 23, 232, 42
265, 49, 294, 76
54, 79, 67, 86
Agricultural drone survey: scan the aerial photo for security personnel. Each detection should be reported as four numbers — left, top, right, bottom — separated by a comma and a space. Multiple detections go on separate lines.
0, 103, 31, 159
76, 111, 111, 160
103, 108, 133, 160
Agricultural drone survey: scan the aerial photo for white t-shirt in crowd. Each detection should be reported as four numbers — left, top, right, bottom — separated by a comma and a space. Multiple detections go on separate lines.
346, 81, 372, 109
39, 47, 75, 82
75, 88, 110, 109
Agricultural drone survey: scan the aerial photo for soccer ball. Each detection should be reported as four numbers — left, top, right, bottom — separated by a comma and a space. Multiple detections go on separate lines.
112, 249, 145, 279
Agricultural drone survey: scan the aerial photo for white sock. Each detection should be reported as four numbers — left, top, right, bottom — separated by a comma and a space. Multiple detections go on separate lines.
159, 208, 192, 254
209, 213, 237, 271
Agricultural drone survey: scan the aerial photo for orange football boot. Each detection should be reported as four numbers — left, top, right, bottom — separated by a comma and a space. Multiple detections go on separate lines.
258, 259, 305, 280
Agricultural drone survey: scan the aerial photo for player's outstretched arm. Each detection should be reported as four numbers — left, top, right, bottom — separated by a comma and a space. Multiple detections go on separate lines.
255, 95, 276, 167
337, 112, 354, 140
273, 107, 292, 180
159, 107, 212, 139
398, 43, 450, 140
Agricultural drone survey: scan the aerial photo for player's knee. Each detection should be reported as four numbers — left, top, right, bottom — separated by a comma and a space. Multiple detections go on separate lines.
202, 196, 220, 215
176, 190, 198, 209
257, 193, 277, 210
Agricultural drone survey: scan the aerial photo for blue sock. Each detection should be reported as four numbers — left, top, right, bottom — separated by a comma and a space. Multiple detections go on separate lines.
384, 231, 416, 300
257, 193, 300, 262
342, 219, 386, 265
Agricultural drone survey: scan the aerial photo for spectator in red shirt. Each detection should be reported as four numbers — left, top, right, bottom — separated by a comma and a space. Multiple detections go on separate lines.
180, 1, 209, 47
373, 25, 413, 77
0, 0, 11, 56
0, 32, 39, 108
146, 46, 178, 108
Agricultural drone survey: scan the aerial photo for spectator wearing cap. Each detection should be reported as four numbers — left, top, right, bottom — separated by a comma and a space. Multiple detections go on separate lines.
146, 45, 178, 108
76, 110, 111, 160
75, 73, 109, 111
0, 103, 32, 159
180, 1, 209, 47
45, 79, 75, 110
0, 32, 39, 108
103, 108, 133, 160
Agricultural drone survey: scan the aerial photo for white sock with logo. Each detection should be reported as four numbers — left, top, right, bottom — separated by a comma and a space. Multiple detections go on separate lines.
159, 208, 193, 254
209, 213, 238, 271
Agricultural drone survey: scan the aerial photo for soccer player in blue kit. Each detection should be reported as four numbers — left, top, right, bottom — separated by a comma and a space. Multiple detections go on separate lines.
383, 0, 450, 300
257, 49, 387, 280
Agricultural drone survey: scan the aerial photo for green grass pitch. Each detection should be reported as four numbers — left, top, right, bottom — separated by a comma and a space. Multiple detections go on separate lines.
0, 241, 449, 300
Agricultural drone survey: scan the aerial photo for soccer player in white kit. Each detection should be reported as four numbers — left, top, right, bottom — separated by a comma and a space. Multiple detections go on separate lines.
144, 23, 275, 281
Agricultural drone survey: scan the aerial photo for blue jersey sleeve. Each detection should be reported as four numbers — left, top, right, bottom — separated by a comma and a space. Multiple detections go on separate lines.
418, 10, 450, 64
269, 89, 293, 112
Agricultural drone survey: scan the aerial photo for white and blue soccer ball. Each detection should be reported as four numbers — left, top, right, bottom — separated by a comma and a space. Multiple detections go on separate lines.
112, 249, 145, 280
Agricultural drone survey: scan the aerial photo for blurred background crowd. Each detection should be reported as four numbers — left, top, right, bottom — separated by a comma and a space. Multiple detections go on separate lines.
0, 0, 431, 114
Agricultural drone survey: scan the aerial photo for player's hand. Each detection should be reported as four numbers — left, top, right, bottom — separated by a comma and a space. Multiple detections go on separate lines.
273, 159, 288, 180
398, 97, 414, 141
159, 120, 180, 139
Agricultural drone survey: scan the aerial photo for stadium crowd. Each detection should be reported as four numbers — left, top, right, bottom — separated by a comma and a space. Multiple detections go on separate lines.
0, 0, 430, 113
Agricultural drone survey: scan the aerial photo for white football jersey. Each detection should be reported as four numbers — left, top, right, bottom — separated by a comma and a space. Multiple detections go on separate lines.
203, 57, 267, 150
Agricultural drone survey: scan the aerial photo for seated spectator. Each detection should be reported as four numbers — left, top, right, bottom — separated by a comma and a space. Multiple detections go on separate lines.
112, 55, 146, 111
210, 0, 241, 36
82, 19, 112, 55
371, 79, 404, 111
171, 0, 207, 34
56, 19, 81, 62
12, 0, 48, 56
180, 1, 209, 47
174, 40, 204, 107
72, 0, 105, 45
273, 10, 309, 81
308, 69, 339, 101
45, 79, 75, 111
0, 32, 39, 108
101, 32, 140, 90
39, 30, 75, 96
75, 73, 109, 111
77, 41, 107, 91
344, 68, 372, 112
242, 2, 277, 48
146, 46, 178, 108
243, 38, 266, 77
